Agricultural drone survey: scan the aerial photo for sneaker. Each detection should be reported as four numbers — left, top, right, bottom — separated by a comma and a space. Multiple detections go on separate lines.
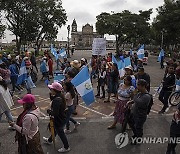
64, 129, 71, 134
95, 94, 100, 98
74, 122, 80, 129
43, 137, 53, 145
8, 126, 15, 131
58, 147, 70, 153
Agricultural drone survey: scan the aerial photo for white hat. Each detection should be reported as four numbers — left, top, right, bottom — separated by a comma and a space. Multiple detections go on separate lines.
125, 66, 133, 71
81, 58, 86, 62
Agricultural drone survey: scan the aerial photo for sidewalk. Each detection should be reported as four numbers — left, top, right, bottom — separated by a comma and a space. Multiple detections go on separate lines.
0, 115, 179, 154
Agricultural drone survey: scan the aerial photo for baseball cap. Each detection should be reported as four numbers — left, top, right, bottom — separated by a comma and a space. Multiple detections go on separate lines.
18, 94, 35, 104
48, 82, 63, 92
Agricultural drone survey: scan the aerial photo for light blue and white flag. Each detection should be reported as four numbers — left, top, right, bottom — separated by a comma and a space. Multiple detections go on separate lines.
59, 48, 67, 58
112, 55, 118, 64
124, 57, 131, 67
176, 79, 180, 91
71, 66, 95, 106
130, 49, 133, 56
112, 55, 131, 77
157, 49, 165, 62
137, 44, 145, 59
50, 44, 56, 56
17, 61, 27, 85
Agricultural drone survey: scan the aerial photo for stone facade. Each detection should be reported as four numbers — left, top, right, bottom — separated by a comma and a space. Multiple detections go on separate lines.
71, 19, 100, 48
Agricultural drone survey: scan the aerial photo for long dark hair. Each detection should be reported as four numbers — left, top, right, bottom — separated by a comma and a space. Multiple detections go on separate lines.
125, 75, 132, 86
0, 79, 7, 90
64, 82, 75, 99
54, 89, 66, 103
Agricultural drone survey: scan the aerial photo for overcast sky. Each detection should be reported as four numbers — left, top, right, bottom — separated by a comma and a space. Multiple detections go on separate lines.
2, 0, 164, 43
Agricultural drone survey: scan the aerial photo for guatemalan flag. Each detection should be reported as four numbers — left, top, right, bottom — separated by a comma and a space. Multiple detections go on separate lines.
16, 61, 27, 85
137, 44, 145, 59
112, 55, 131, 77
59, 48, 67, 58
71, 66, 95, 106
50, 44, 56, 56
157, 49, 165, 62
130, 49, 133, 56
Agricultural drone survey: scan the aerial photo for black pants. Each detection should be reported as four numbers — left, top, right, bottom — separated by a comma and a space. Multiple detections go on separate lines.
159, 89, 172, 111
160, 61, 164, 69
128, 114, 146, 138
166, 133, 180, 154
10, 76, 21, 91
48, 124, 69, 149
97, 82, 105, 97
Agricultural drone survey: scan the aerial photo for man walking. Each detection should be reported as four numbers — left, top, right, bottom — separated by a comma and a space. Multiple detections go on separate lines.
127, 79, 151, 144
159, 65, 176, 114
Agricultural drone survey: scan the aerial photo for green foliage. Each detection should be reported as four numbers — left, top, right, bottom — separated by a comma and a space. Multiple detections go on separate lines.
96, 9, 152, 51
0, 0, 67, 54
152, 0, 180, 48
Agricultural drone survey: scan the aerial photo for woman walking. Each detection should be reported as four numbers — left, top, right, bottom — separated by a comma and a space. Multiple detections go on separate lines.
9, 94, 44, 154
48, 55, 53, 79
104, 63, 119, 103
43, 82, 70, 153
108, 76, 135, 129
0, 76, 14, 127
96, 65, 106, 99
64, 82, 80, 133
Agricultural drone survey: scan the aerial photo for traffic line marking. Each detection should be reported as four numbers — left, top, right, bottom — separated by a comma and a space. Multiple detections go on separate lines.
79, 104, 109, 117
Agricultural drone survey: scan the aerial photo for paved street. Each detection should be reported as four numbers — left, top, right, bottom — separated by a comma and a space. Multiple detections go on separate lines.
0, 50, 179, 154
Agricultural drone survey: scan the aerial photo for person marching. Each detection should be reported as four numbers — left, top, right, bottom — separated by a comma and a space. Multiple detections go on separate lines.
104, 63, 119, 103
64, 81, 80, 133
0, 76, 14, 129
43, 82, 70, 153
108, 75, 135, 129
158, 65, 176, 114
96, 65, 106, 99
166, 104, 180, 154
9, 94, 44, 154
127, 79, 151, 144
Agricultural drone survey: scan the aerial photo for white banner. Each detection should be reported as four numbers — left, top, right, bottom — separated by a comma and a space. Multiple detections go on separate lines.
92, 38, 106, 56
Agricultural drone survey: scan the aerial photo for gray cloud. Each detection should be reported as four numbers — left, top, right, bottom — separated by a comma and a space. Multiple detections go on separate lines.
137, 0, 163, 5
102, 0, 127, 10
68, 11, 95, 24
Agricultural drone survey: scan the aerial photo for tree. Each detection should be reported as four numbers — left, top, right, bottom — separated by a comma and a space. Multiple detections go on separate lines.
0, 0, 67, 54
152, 0, 180, 50
35, 0, 67, 55
96, 9, 152, 52
0, 0, 40, 53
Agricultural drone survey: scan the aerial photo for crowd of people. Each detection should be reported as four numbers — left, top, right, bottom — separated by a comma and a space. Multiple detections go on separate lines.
0, 49, 180, 153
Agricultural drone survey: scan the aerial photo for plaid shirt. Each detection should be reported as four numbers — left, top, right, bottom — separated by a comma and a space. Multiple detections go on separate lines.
0, 67, 11, 81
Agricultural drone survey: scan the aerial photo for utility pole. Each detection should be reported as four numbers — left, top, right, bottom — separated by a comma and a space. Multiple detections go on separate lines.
161, 30, 164, 49
67, 25, 70, 58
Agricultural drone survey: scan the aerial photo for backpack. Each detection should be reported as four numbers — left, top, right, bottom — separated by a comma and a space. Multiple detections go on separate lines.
146, 93, 154, 115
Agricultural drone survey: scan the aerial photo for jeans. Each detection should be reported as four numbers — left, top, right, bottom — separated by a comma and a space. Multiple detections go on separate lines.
48, 123, 69, 149
0, 110, 13, 122
159, 88, 172, 111
66, 105, 77, 130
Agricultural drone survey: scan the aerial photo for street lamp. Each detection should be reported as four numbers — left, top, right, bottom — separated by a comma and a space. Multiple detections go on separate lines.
67, 25, 70, 58
161, 30, 164, 49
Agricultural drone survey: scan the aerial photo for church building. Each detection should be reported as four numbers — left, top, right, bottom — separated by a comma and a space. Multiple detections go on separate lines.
71, 19, 100, 48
